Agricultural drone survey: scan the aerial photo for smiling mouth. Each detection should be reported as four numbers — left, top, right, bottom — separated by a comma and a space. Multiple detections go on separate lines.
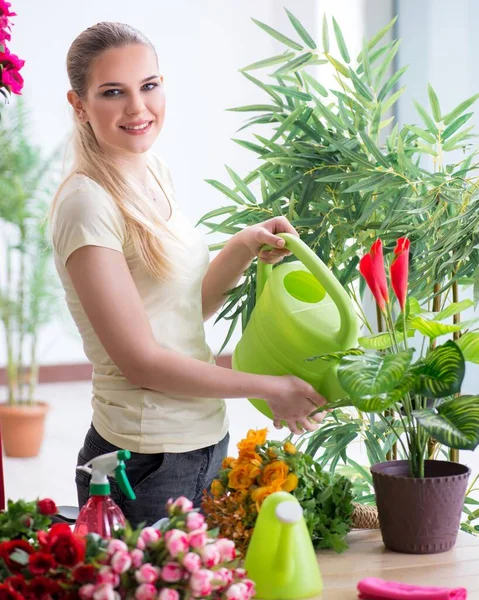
119, 121, 153, 131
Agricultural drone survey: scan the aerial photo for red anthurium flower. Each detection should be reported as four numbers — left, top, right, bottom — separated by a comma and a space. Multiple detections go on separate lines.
390, 237, 410, 311
359, 239, 389, 312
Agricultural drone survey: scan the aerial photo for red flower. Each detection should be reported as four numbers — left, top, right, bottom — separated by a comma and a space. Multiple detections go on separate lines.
28, 551, 56, 575
0, 46, 24, 94
0, 540, 34, 572
37, 498, 58, 516
359, 239, 389, 312
0, 584, 24, 600
390, 237, 410, 311
73, 564, 97, 583
28, 576, 61, 599
3, 577, 27, 596
38, 523, 86, 567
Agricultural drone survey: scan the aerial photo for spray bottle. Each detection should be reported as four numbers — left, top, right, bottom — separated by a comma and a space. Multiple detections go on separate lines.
73, 450, 136, 538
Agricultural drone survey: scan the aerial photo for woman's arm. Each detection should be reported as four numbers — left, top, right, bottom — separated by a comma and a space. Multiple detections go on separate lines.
66, 245, 327, 434
201, 216, 298, 321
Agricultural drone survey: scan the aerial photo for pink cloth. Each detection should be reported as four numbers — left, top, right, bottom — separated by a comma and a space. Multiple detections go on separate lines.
357, 577, 467, 600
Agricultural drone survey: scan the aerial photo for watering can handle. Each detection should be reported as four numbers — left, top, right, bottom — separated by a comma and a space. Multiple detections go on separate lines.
256, 233, 357, 347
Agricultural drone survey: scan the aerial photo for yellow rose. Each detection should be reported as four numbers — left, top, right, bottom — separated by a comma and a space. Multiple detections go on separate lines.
281, 472, 299, 492
222, 456, 237, 470
237, 428, 268, 453
228, 463, 261, 490
251, 480, 283, 510
283, 442, 297, 455
232, 489, 249, 504
260, 461, 289, 486
211, 479, 225, 497
237, 450, 262, 467
267, 447, 279, 459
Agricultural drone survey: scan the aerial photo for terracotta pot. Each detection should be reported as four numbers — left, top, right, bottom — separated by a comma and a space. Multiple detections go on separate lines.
0, 402, 49, 457
371, 460, 470, 554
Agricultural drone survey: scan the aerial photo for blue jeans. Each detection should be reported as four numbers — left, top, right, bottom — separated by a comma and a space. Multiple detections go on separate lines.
76, 425, 229, 528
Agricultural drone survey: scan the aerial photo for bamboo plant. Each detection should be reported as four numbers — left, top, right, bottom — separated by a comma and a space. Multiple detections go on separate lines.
0, 100, 61, 405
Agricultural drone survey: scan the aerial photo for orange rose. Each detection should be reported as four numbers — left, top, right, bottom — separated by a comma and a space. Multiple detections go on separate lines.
281, 472, 299, 492
237, 428, 268, 454
222, 456, 237, 470
228, 464, 261, 490
260, 461, 289, 486
251, 480, 283, 510
237, 450, 262, 467
232, 489, 249, 504
283, 442, 297, 455
211, 479, 225, 497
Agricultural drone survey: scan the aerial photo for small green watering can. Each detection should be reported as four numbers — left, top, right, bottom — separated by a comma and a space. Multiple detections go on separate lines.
232, 233, 359, 419
244, 491, 323, 599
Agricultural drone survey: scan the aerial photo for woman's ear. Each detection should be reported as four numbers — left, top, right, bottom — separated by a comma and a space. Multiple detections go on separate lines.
67, 90, 88, 123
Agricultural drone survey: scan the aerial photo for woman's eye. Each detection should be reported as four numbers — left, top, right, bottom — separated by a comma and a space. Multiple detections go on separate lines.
103, 89, 121, 97
142, 82, 159, 91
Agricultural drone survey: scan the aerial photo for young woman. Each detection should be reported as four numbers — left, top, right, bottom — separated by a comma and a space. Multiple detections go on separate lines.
50, 22, 326, 527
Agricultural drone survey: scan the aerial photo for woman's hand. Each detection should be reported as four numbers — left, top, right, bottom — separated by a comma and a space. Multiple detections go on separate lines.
234, 216, 299, 264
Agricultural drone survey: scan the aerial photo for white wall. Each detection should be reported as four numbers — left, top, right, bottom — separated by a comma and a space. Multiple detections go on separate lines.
1, 0, 370, 366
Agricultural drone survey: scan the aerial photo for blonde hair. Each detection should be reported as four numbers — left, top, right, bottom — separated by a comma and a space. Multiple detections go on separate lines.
50, 22, 172, 279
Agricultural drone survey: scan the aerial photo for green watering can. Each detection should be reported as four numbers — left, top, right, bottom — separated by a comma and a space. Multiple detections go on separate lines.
232, 233, 359, 419
244, 491, 323, 599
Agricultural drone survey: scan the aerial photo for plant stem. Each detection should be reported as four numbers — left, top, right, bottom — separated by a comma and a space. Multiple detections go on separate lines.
450, 277, 460, 463
5, 245, 17, 405
16, 227, 26, 402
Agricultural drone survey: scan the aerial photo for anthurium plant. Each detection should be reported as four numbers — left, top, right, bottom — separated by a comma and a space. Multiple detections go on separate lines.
313, 238, 479, 478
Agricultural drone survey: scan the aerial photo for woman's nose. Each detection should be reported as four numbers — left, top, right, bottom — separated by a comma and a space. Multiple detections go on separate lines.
125, 92, 145, 115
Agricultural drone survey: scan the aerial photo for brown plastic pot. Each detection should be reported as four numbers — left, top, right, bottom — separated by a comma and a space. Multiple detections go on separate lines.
371, 459, 470, 554
0, 402, 49, 457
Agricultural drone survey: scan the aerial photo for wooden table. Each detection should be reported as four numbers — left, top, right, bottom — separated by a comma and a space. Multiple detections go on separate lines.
315, 530, 479, 599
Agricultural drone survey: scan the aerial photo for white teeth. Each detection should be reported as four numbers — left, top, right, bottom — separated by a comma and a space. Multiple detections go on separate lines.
122, 122, 150, 130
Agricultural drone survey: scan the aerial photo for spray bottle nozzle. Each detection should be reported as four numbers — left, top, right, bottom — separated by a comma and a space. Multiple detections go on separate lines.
78, 450, 136, 500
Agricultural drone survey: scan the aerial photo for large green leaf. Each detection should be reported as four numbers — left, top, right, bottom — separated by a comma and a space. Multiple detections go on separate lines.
409, 315, 465, 337
358, 330, 415, 350
412, 341, 465, 398
433, 299, 474, 321
337, 349, 414, 397
456, 332, 479, 363
352, 379, 411, 413
413, 395, 479, 450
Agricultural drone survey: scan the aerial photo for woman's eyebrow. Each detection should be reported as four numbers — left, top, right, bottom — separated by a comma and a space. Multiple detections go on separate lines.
97, 75, 159, 89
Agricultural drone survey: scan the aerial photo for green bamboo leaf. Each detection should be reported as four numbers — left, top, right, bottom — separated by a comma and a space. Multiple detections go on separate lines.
374, 41, 401, 87
338, 349, 414, 397
240, 71, 284, 105
232, 138, 266, 154
456, 333, 479, 363
332, 17, 350, 63
442, 113, 474, 141
442, 126, 475, 151
348, 68, 374, 102
413, 341, 465, 398
270, 85, 312, 101
225, 166, 256, 204
265, 156, 312, 168
413, 100, 438, 134
383, 86, 406, 112
274, 52, 314, 75
443, 93, 479, 125
377, 66, 408, 102
433, 299, 474, 321
271, 106, 305, 142
216, 314, 240, 355
227, 104, 284, 113
205, 179, 245, 205
196, 205, 237, 226
343, 173, 396, 193
361, 38, 372, 87
285, 8, 317, 49
251, 18, 303, 51
242, 52, 295, 72
267, 173, 303, 203
366, 16, 398, 51
360, 131, 390, 167
413, 395, 479, 451
405, 125, 436, 145
322, 15, 329, 53
313, 98, 344, 130
325, 54, 350, 77
303, 72, 328, 97
428, 84, 441, 121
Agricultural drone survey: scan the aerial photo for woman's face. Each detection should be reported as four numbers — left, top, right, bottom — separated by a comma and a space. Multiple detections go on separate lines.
80, 44, 165, 157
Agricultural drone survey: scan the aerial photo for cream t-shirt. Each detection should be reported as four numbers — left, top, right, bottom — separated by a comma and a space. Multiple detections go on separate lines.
51, 153, 228, 453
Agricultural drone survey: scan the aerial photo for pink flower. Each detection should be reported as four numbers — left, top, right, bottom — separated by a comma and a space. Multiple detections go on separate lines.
135, 583, 157, 600
225, 582, 251, 600
200, 543, 221, 568
189, 569, 214, 597
134, 563, 160, 584
188, 529, 208, 549
107, 540, 128, 556
136, 536, 146, 550
158, 590, 180, 600
234, 568, 247, 579
186, 512, 205, 532
92, 583, 117, 600
182, 552, 202, 573
211, 568, 233, 591
244, 580, 256, 596
0, 1, 16, 18
0, 46, 24, 95
168, 496, 193, 514
110, 550, 132, 574
140, 527, 161, 546
79, 584, 95, 600
164, 529, 189, 557
130, 549, 144, 569
97, 566, 120, 587
216, 538, 236, 562
161, 561, 184, 583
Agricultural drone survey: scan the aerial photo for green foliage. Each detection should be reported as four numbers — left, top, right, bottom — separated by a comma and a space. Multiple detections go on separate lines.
0, 499, 52, 542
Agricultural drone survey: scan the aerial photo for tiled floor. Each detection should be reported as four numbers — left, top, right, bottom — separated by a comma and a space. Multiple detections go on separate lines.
3, 381, 479, 506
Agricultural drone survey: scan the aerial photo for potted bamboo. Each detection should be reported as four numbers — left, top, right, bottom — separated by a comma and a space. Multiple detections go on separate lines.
0, 99, 61, 457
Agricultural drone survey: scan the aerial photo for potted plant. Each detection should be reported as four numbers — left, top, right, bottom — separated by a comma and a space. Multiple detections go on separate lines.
0, 99, 61, 457
312, 236, 479, 554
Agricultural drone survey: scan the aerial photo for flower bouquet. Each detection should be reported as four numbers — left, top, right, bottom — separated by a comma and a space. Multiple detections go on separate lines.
0, 0, 24, 98
0, 497, 255, 600
202, 429, 353, 555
